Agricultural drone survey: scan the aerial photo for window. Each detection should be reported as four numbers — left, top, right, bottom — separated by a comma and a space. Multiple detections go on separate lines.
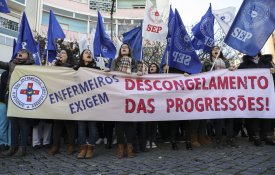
89, 0, 116, 12
0, 17, 19, 32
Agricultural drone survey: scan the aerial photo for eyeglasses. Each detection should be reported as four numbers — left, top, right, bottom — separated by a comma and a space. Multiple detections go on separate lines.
84, 50, 92, 55
59, 51, 67, 54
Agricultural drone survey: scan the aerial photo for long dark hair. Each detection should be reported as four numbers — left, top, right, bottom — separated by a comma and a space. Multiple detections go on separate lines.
117, 43, 132, 59
78, 49, 96, 68
149, 63, 160, 74
56, 49, 74, 66
210, 46, 226, 62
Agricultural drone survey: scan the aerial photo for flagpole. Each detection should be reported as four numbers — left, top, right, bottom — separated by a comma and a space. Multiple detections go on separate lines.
46, 50, 49, 66
166, 49, 169, 73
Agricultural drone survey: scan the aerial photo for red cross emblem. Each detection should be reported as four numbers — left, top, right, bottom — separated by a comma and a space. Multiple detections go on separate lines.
20, 83, 40, 102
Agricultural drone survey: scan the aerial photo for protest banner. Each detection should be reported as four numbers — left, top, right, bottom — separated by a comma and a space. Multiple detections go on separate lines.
8, 66, 275, 121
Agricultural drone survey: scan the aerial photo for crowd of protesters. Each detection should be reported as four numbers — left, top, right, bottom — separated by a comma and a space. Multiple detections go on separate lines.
0, 43, 275, 159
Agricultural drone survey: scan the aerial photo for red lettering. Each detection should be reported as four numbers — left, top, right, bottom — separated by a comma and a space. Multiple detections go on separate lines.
229, 97, 237, 110
247, 97, 255, 111
125, 99, 135, 113
175, 98, 184, 112
248, 76, 257, 89
144, 79, 152, 91
204, 98, 214, 111
229, 76, 236, 89
137, 99, 146, 113
125, 79, 135, 90
220, 97, 228, 111
136, 79, 144, 91
184, 98, 194, 112
147, 98, 155, 113
256, 97, 264, 111
213, 97, 221, 111
166, 99, 174, 113
146, 24, 162, 33
258, 76, 268, 89
195, 98, 204, 112
153, 80, 162, 91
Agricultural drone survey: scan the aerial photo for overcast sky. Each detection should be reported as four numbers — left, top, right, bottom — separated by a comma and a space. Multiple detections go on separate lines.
169, 0, 243, 26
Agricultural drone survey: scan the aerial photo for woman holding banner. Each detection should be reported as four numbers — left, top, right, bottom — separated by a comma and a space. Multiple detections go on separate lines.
48, 49, 76, 155
238, 53, 275, 146
1, 49, 35, 157
202, 46, 237, 149
74, 49, 99, 159
111, 43, 137, 158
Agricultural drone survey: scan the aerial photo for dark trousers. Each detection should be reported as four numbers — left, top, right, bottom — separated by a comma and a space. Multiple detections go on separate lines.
116, 122, 135, 144
169, 120, 191, 142
52, 120, 76, 146
10, 117, 31, 147
78, 121, 97, 145
97, 121, 114, 143
214, 119, 234, 140
246, 119, 274, 138
135, 122, 146, 150
190, 120, 207, 135
146, 122, 157, 142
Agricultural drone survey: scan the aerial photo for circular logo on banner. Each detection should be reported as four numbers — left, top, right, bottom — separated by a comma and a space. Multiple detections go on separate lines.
200, 17, 214, 37
174, 25, 194, 52
147, 6, 162, 24
241, 1, 270, 28
11, 75, 48, 110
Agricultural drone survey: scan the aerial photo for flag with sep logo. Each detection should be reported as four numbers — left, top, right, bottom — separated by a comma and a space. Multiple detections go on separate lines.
142, 0, 168, 42
191, 4, 214, 53
168, 9, 201, 74
93, 11, 116, 59
224, 0, 275, 56
13, 12, 37, 59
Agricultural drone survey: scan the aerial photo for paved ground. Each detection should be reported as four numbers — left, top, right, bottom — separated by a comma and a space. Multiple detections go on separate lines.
0, 138, 275, 175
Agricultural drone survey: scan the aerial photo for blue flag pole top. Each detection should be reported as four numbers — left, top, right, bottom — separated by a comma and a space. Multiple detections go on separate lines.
224, 0, 275, 56
191, 4, 215, 53
122, 26, 142, 62
168, 9, 202, 74
44, 10, 65, 63
93, 11, 116, 60
0, 0, 10, 13
12, 12, 37, 59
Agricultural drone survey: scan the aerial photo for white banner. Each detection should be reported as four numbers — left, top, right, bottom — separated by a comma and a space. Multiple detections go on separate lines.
8, 66, 275, 121
142, 0, 168, 42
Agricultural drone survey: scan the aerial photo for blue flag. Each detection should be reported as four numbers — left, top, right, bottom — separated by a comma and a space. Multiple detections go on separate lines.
0, 0, 10, 13
224, 0, 275, 56
168, 9, 202, 74
123, 26, 142, 61
93, 11, 116, 59
160, 6, 175, 68
13, 12, 37, 59
191, 4, 214, 53
45, 10, 65, 62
